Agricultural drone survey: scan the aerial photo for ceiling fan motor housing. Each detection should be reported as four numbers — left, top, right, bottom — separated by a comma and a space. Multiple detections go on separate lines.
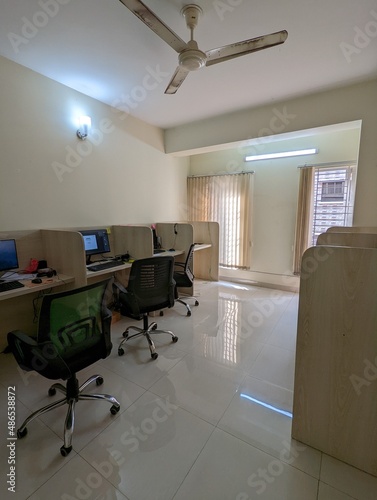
179, 40, 207, 70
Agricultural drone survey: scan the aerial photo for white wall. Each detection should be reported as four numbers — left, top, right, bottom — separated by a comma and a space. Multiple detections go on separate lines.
189, 126, 361, 288
0, 56, 189, 231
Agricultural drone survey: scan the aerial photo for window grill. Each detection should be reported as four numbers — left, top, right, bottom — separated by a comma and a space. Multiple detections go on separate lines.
311, 166, 354, 245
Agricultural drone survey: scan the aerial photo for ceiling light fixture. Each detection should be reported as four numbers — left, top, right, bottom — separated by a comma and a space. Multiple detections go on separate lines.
76, 115, 91, 140
244, 148, 318, 162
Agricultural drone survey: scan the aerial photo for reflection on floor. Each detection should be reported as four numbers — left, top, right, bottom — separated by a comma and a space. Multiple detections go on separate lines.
1, 280, 376, 499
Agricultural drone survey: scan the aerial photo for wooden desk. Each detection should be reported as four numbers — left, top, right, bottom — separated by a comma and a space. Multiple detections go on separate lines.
152, 249, 184, 258
193, 243, 211, 252
0, 274, 74, 301
86, 262, 131, 279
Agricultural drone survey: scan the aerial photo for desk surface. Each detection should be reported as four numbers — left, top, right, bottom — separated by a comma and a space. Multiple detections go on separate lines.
86, 262, 131, 278
194, 243, 211, 251
153, 249, 184, 257
0, 274, 74, 301
85, 246, 212, 274
153, 245, 211, 257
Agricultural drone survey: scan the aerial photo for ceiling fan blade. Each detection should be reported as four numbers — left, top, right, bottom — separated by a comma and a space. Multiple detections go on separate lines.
164, 66, 190, 94
205, 30, 288, 66
119, 0, 188, 53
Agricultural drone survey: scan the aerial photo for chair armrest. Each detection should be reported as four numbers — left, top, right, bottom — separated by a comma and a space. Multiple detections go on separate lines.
7, 330, 71, 379
7, 330, 38, 371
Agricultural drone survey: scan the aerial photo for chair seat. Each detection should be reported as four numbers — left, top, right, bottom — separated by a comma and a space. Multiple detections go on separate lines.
114, 256, 178, 360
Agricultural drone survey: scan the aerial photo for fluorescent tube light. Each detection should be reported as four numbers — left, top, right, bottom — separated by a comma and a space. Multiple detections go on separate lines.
244, 148, 318, 162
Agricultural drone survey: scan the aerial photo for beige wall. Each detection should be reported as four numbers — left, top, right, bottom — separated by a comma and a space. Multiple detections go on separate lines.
189, 126, 361, 288
0, 56, 189, 231
166, 78, 377, 228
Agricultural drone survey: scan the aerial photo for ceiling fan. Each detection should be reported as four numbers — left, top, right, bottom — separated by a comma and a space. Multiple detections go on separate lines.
118, 0, 288, 94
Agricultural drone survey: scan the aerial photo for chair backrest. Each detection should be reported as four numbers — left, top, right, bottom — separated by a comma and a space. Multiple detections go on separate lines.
126, 256, 175, 314
183, 243, 195, 283
37, 279, 112, 371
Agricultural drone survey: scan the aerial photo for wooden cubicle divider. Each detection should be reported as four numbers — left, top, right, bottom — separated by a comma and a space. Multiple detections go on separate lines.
155, 222, 193, 260
292, 240, 377, 476
317, 231, 377, 248
112, 225, 153, 260
326, 225, 377, 233
0, 229, 45, 271
156, 221, 220, 281
190, 221, 219, 281
41, 229, 87, 287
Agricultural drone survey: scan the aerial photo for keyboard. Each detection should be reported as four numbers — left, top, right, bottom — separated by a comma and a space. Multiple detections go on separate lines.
153, 249, 166, 254
87, 260, 124, 272
0, 280, 25, 293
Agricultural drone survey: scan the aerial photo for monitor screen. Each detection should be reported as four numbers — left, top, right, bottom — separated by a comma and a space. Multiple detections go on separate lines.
79, 229, 111, 257
0, 239, 19, 273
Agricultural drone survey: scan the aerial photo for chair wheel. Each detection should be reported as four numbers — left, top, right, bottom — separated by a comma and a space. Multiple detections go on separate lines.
122, 331, 128, 339
60, 445, 72, 457
159, 311, 164, 316
187, 311, 191, 316
118, 348, 124, 356
172, 336, 178, 343
17, 428, 27, 439
48, 387, 56, 396
195, 300, 199, 306
110, 404, 120, 415
96, 377, 104, 386
152, 323, 158, 330
151, 352, 158, 360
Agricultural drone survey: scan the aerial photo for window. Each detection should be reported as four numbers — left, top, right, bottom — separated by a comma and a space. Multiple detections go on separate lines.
311, 166, 354, 245
293, 164, 356, 273
321, 180, 345, 201
187, 173, 253, 269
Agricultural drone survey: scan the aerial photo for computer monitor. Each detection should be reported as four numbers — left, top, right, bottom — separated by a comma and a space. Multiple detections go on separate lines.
79, 229, 111, 264
0, 239, 19, 278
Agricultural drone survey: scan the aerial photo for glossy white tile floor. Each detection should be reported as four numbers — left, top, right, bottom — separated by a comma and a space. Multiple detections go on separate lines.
1, 280, 377, 500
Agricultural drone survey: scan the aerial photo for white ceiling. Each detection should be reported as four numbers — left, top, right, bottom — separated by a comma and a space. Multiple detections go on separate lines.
1, 0, 377, 129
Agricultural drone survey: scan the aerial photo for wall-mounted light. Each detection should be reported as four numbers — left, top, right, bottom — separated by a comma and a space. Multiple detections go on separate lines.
244, 148, 318, 162
76, 115, 91, 140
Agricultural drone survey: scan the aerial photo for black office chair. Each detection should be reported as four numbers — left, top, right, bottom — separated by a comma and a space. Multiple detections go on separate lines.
115, 256, 178, 360
174, 243, 199, 316
7, 279, 120, 457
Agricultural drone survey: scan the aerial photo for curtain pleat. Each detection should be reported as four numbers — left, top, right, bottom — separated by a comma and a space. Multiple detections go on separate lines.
293, 167, 314, 274
187, 173, 253, 269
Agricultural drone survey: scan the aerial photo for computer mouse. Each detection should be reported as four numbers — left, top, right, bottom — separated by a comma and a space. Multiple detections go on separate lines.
32, 278, 42, 284
168, 248, 175, 251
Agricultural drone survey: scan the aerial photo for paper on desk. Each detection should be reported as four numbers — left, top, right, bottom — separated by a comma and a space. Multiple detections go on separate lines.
1, 272, 36, 281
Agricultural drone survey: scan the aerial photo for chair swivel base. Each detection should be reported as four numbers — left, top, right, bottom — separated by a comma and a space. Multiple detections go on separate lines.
176, 297, 199, 316
118, 314, 178, 360
16, 373, 120, 456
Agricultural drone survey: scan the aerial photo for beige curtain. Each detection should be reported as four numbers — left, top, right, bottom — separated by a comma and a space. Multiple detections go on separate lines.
187, 173, 253, 269
293, 166, 314, 274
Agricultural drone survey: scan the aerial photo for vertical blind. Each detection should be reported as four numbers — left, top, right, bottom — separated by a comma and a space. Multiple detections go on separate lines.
293, 166, 314, 274
187, 172, 253, 269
